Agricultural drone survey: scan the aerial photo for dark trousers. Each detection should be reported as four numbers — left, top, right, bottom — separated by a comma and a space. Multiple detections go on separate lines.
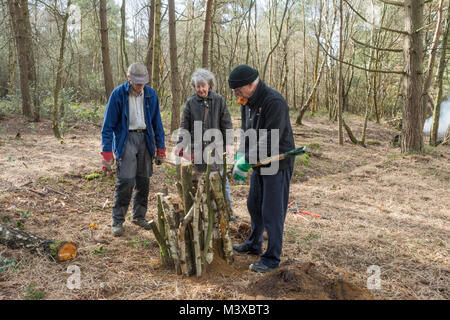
112, 132, 153, 227
244, 167, 292, 268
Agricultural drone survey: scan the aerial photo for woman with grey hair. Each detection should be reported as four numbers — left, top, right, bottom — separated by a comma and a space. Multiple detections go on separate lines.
176, 68, 236, 220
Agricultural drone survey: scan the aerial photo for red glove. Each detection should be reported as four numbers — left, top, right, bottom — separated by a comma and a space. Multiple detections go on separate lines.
156, 148, 166, 159
101, 151, 114, 173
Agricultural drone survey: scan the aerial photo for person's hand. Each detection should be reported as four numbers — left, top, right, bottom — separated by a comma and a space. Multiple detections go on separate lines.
101, 151, 114, 173
233, 153, 251, 182
155, 148, 166, 165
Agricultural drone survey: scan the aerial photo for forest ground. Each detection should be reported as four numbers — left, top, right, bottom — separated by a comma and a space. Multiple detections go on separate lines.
0, 110, 448, 300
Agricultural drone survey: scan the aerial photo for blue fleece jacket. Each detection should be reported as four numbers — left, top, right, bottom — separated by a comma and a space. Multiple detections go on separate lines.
101, 82, 165, 159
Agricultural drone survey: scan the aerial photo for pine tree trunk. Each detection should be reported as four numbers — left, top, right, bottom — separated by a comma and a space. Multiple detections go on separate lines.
20, 0, 39, 122
99, 0, 114, 100
7, 0, 32, 118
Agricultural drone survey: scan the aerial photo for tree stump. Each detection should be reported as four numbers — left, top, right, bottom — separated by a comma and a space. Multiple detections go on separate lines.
0, 224, 77, 262
149, 162, 234, 277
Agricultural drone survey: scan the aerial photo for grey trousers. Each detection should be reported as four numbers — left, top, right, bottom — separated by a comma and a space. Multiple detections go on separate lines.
112, 132, 153, 227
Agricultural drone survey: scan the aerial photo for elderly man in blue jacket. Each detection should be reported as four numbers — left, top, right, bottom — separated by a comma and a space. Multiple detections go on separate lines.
101, 62, 166, 237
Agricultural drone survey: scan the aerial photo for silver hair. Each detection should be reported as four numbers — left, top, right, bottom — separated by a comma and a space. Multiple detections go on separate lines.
191, 68, 216, 90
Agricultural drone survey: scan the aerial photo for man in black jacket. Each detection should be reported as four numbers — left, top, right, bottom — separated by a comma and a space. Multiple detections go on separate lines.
229, 64, 295, 273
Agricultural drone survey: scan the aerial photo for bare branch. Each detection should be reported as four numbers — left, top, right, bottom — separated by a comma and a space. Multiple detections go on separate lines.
343, 0, 408, 35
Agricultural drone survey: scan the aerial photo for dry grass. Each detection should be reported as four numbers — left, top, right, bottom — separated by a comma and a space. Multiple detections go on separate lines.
0, 113, 448, 300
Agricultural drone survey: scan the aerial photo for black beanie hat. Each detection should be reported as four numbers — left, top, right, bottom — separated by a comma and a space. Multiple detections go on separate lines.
228, 65, 259, 89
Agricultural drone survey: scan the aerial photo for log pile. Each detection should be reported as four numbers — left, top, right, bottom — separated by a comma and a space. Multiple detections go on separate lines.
150, 161, 234, 277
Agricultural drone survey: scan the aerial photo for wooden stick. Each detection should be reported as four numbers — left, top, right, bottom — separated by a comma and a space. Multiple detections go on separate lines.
149, 220, 170, 264
221, 152, 231, 221
181, 164, 193, 218
156, 193, 166, 245
210, 173, 234, 265
202, 161, 214, 265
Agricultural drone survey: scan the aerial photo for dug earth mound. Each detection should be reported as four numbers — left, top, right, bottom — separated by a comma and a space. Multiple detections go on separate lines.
246, 262, 373, 300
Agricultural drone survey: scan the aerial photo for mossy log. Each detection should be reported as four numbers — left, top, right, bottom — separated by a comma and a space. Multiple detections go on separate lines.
0, 224, 77, 262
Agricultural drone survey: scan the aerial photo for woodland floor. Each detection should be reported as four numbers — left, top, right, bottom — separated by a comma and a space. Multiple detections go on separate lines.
0, 111, 448, 300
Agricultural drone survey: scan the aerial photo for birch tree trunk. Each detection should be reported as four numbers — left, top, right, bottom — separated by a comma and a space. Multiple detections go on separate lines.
422, 0, 444, 125
8, 0, 33, 118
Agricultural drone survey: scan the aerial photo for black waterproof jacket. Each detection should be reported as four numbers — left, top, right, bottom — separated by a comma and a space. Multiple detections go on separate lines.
239, 80, 295, 173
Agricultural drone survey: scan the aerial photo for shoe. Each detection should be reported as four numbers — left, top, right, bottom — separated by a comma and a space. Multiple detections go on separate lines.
131, 219, 151, 230
232, 243, 261, 255
112, 224, 124, 237
249, 261, 276, 273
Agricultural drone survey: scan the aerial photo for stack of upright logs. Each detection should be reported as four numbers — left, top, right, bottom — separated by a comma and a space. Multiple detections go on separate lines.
149, 159, 234, 277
